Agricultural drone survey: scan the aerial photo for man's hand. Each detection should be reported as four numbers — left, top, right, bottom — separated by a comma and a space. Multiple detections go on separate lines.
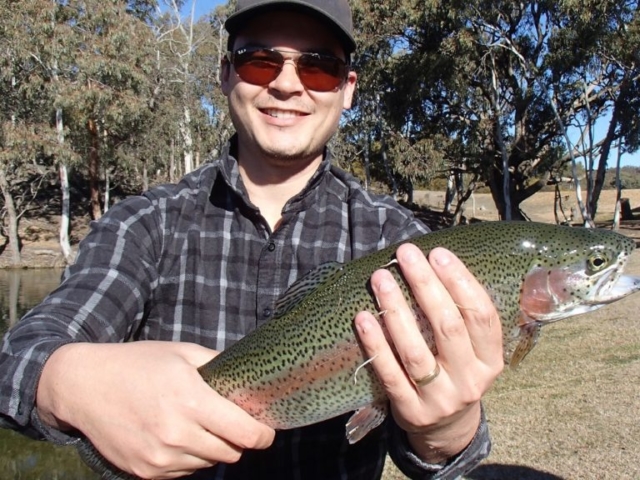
354, 244, 504, 463
37, 341, 275, 479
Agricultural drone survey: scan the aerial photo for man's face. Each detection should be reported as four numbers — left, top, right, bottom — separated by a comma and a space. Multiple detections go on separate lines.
221, 11, 357, 168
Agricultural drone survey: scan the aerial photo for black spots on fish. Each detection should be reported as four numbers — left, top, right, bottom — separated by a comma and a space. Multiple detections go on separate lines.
209, 221, 637, 429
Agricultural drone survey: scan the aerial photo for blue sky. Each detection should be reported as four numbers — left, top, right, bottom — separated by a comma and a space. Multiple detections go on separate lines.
179, 0, 224, 19
178, 1, 638, 168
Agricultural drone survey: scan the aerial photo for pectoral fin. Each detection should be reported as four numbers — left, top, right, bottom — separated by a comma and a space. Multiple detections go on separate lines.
508, 321, 542, 368
345, 402, 388, 444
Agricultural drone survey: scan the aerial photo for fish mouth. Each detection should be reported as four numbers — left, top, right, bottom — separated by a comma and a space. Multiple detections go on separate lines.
589, 272, 640, 305
553, 271, 640, 319
587, 249, 640, 304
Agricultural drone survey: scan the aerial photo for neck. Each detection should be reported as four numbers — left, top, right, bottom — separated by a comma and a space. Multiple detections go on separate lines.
237, 146, 324, 231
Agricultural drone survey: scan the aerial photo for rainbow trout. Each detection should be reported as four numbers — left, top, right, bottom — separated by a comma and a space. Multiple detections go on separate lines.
79, 221, 640, 479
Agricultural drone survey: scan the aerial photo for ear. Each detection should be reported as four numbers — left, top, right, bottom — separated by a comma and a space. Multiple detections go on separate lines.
342, 71, 357, 110
220, 57, 232, 96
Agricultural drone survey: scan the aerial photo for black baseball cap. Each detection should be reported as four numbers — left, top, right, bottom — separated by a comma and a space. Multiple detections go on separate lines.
225, 0, 356, 54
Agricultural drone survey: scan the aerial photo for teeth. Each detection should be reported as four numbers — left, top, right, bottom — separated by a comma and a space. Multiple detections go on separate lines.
264, 109, 302, 119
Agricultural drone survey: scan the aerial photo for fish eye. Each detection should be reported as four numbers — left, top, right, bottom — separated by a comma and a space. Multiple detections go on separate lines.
587, 252, 609, 273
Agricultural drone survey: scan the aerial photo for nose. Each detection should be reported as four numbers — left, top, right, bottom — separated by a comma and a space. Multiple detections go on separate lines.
269, 59, 305, 94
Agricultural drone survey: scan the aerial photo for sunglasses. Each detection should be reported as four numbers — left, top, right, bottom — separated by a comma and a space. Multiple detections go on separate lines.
226, 47, 350, 92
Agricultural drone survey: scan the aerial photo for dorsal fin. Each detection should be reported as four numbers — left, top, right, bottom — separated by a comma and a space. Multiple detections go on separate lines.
273, 262, 344, 318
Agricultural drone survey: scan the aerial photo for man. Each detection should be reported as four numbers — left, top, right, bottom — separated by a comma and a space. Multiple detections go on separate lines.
0, 1, 503, 479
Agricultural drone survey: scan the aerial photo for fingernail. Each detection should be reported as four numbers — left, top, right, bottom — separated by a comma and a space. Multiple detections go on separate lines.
376, 276, 396, 293
400, 246, 419, 264
355, 315, 371, 334
432, 248, 452, 266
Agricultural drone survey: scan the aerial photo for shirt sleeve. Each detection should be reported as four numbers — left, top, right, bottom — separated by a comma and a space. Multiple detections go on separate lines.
387, 407, 490, 479
0, 195, 162, 443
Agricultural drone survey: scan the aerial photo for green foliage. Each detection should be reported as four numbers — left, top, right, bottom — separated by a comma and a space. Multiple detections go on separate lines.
347, 0, 639, 220
0, 0, 233, 220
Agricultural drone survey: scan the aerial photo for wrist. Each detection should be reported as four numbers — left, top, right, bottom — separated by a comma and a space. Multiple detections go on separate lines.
36, 342, 88, 431
406, 402, 482, 464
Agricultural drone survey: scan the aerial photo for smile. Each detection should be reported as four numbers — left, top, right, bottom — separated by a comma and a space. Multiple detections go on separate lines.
262, 109, 308, 119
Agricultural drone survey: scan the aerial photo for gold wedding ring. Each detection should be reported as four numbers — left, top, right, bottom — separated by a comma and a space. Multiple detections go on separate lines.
411, 363, 441, 387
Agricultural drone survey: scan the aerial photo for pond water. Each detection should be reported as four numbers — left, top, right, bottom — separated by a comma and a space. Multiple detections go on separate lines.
0, 269, 97, 479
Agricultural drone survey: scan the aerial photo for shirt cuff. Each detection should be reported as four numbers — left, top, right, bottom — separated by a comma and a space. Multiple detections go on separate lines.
30, 406, 83, 446
5, 338, 83, 446
387, 406, 491, 479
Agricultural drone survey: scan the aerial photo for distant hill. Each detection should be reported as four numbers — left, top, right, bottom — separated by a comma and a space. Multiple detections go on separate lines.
607, 166, 640, 189
423, 166, 640, 191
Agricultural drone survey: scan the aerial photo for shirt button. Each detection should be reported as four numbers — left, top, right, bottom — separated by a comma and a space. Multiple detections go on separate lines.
267, 242, 276, 252
263, 308, 272, 318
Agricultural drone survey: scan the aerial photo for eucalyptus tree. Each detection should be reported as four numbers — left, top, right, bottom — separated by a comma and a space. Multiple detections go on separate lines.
375, 0, 639, 221
146, 1, 225, 178
1, 0, 154, 260
345, 0, 405, 192
201, 3, 236, 160
58, 0, 156, 220
570, 1, 640, 218
20, 0, 81, 262
344, 0, 447, 200
0, 0, 65, 265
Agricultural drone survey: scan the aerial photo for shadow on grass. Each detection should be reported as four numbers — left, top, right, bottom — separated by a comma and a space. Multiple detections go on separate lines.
467, 463, 565, 479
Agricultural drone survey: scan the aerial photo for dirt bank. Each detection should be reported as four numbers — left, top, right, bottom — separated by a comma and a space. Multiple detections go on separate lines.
3, 189, 639, 269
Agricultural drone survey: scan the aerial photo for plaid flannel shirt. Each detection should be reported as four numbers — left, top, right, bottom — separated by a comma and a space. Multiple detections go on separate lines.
0, 139, 491, 479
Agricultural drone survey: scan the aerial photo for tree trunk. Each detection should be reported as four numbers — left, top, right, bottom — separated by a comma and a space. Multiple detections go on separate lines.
104, 167, 110, 214
589, 79, 627, 219
452, 177, 477, 226
553, 183, 571, 225
405, 178, 414, 204
59, 163, 73, 263
180, 106, 194, 174
170, 136, 176, 182
143, 158, 149, 191
363, 134, 371, 190
444, 172, 455, 214
87, 119, 102, 220
488, 167, 526, 221
56, 105, 73, 264
612, 142, 623, 230
380, 142, 397, 198
543, 83, 594, 227
0, 167, 21, 266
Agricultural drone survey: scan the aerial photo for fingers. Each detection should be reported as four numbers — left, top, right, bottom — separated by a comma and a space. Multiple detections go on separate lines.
354, 309, 418, 400
425, 247, 503, 372
126, 397, 265, 478
107, 382, 276, 480
354, 242, 504, 445
375, 246, 448, 383
379, 244, 502, 378
355, 267, 438, 398
196, 387, 276, 453
174, 343, 275, 454
55, 342, 275, 479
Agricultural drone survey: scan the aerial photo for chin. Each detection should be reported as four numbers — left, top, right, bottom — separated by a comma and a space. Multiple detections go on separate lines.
261, 144, 312, 161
